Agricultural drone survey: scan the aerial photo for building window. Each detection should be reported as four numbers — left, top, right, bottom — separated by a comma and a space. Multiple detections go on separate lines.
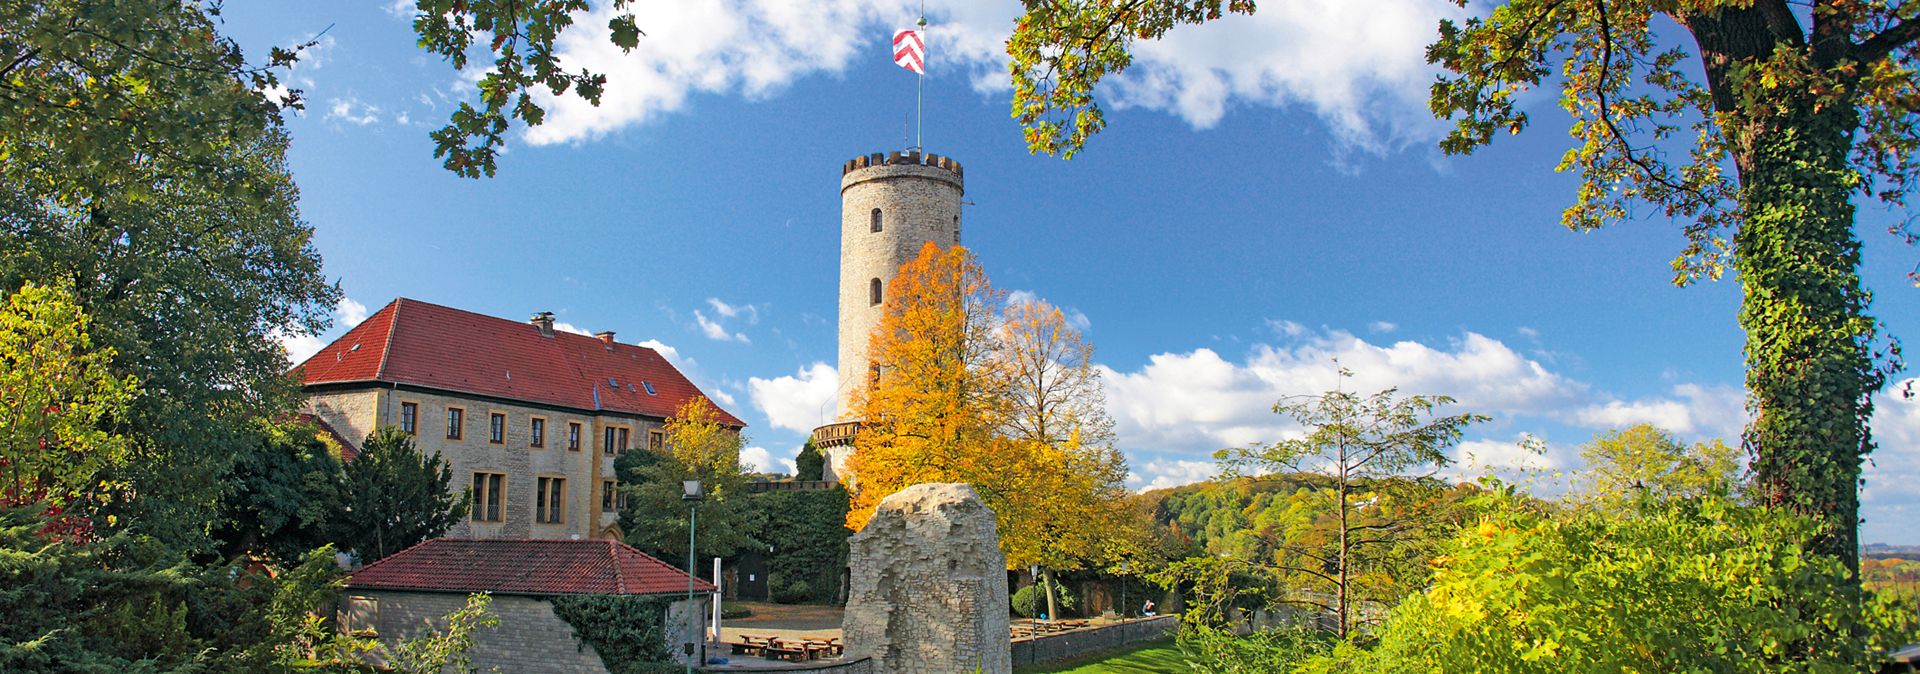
446, 407, 464, 440
954, 215, 960, 243
604, 426, 629, 454
870, 278, 882, 306
602, 480, 617, 512
530, 418, 546, 448
489, 412, 506, 444
870, 208, 883, 233
536, 477, 565, 524
470, 472, 504, 522
648, 429, 664, 453
343, 596, 380, 637
568, 422, 582, 451
400, 402, 418, 435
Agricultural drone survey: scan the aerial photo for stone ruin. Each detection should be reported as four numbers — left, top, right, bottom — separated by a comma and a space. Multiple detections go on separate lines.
841, 483, 1011, 674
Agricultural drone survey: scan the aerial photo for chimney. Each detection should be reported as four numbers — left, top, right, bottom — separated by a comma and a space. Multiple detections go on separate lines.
594, 331, 616, 349
530, 311, 556, 337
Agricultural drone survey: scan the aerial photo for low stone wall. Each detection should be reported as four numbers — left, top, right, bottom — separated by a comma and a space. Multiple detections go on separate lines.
1009, 616, 1180, 668
702, 656, 876, 673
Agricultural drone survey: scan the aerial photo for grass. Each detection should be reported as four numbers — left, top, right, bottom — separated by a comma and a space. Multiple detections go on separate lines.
1013, 638, 1191, 674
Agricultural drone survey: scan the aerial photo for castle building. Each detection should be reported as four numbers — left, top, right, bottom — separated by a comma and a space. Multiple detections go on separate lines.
294, 298, 744, 541
812, 150, 966, 482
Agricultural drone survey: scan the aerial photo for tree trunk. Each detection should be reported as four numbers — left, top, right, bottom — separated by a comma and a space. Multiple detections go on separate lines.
1685, 8, 1880, 573
1336, 436, 1350, 640
1042, 567, 1060, 620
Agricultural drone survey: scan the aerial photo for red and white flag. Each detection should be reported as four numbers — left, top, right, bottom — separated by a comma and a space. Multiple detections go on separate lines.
893, 29, 924, 74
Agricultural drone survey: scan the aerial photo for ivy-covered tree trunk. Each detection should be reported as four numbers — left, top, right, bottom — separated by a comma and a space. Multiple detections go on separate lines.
1691, 11, 1883, 571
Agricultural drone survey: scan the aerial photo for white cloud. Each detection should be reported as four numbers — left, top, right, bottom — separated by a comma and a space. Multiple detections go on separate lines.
706, 298, 760, 324
637, 338, 690, 369
740, 446, 796, 475
1568, 383, 1746, 439
1453, 435, 1569, 472
278, 297, 374, 364
1128, 458, 1222, 491
1006, 289, 1091, 331
384, 0, 416, 18
553, 321, 593, 336
1102, 327, 1588, 462
694, 310, 750, 343
524, 0, 1459, 154
1864, 380, 1920, 543
326, 97, 381, 125
1368, 321, 1398, 334
747, 362, 840, 433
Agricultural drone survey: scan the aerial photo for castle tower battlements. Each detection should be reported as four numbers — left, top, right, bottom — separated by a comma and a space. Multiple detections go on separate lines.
818, 150, 965, 482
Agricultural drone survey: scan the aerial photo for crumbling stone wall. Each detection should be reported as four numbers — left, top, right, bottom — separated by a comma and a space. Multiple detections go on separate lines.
841, 483, 1011, 674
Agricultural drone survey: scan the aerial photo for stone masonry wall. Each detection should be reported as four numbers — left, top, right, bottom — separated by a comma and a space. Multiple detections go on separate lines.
355, 591, 708, 672
841, 483, 1010, 674
303, 387, 667, 540
832, 153, 964, 431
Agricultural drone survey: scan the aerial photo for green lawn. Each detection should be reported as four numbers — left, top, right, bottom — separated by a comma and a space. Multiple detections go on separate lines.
1014, 638, 1191, 673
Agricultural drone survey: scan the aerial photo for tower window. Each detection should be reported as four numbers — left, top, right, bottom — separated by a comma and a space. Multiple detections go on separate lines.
953, 215, 960, 243
870, 208, 883, 233
870, 278, 882, 306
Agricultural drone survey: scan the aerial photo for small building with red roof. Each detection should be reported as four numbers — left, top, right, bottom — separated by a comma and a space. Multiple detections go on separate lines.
341, 537, 715, 672
294, 297, 744, 541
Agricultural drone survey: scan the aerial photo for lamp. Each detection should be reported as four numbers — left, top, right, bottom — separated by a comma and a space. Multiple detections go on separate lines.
683, 479, 704, 673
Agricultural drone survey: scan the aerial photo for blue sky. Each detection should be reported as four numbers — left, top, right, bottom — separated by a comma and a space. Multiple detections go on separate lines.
223, 2, 1920, 544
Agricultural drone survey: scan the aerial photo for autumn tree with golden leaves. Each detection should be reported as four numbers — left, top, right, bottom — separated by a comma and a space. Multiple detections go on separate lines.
847, 243, 1136, 611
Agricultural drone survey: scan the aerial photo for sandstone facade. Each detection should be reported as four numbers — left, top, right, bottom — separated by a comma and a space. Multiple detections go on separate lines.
303, 388, 663, 539
841, 482, 1010, 674
828, 151, 964, 482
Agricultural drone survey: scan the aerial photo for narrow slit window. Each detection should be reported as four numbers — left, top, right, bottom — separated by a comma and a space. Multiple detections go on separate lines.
870, 278, 882, 306
870, 208, 883, 233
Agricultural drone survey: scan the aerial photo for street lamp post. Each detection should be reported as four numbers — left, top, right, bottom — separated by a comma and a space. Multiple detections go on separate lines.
683, 479, 705, 673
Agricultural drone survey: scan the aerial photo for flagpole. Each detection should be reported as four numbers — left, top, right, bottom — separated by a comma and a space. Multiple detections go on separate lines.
915, 14, 926, 152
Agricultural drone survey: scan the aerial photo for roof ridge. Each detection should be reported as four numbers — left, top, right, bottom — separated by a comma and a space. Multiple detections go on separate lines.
373, 298, 404, 380
609, 540, 627, 595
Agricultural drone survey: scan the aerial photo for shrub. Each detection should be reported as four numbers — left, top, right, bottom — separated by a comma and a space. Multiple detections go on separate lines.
1012, 582, 1077, 618
771, 577, 813, 604
1299, 496, 1920, 673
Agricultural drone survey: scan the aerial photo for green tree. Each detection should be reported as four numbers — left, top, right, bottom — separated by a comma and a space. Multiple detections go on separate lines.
1575, 424, 1743, 511
618, 397, 761, 565
1007, 0, 1919, 572
3, 2, 339, 549
1301, 495, 1920, 673
743, 488, 851, 604
0, 282, 137, 524
794, 439, 826, 481
333, 428, 465, 564
211, 419, 348, 562
403, 0, 644, 177
1216, 368, 1485, 639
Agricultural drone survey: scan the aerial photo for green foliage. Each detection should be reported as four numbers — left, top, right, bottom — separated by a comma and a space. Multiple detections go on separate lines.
549, 594, 677, 674
0, 282, 137, 521
211, 419, 347, 561
618, 398, 760, 563
794, 439, 826, 481
1176, 625, 1329, 674
743, 488, 850, 604
1213, 371, 1485, 638
1007, 1, 1256, 158
405, 0, 643, 177
1426, 0, 1906, 571
1013, 582, 1078, 618
2, 2, 339, 551
333, 428, 466, 564
378, 594, 499, 674
0, 505, 368, 672
1576, 424, 1743, 511
1297, 494, 1920, 673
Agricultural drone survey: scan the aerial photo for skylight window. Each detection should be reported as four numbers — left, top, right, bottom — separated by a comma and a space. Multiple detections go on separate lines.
642, 381, 656, 396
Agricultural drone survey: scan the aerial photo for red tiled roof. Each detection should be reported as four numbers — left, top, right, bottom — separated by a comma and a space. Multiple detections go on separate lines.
295, 413, 360, 462
346, 538, 715, 596
293, 298, 744, 426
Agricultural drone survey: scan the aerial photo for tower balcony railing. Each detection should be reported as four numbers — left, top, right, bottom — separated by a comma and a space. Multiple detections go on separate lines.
809, 421, 861, 448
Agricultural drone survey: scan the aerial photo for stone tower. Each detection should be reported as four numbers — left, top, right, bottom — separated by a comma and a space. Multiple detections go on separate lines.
812, 150, 964, 482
